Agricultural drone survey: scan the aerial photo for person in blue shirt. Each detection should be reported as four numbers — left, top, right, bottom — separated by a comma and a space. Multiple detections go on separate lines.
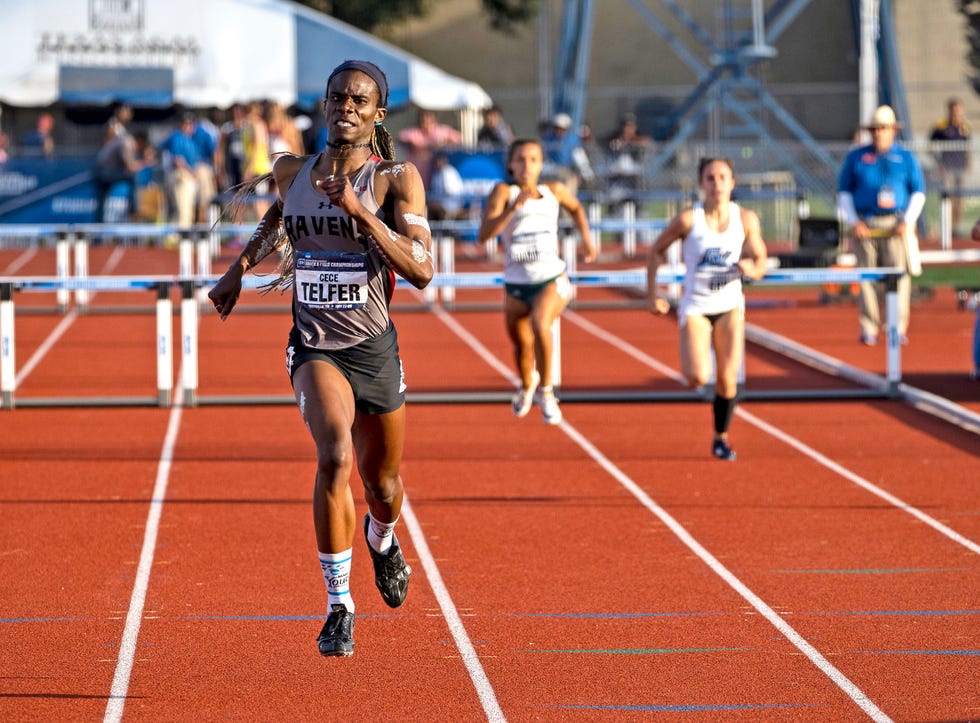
160, 113, 202, 228
161, 112, 218, 227
837, 105, 925, 346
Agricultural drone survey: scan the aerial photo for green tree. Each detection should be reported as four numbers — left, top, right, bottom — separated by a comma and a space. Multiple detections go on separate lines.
294, 0, 537, 34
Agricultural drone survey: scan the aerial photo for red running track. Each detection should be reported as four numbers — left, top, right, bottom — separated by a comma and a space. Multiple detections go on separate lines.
0, 244, 978, 721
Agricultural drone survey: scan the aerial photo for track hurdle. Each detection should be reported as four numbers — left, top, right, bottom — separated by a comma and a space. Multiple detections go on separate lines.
55, 231, 71, 311
396, 266, 907, 401
179, 281, 199, 406
1, 283, 14, 408
185, 267, 908, 406
0, 277, 174, 409
0, 267, 909, 408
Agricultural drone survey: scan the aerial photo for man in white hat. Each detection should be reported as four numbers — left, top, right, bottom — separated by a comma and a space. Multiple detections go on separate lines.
541, 111, 594, 190
837, 104, 925, 345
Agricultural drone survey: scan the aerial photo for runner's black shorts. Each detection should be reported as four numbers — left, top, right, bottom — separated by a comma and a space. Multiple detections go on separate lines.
285, 322, 405, 415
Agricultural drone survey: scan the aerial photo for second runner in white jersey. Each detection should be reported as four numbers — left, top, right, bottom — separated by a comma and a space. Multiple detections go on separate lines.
499, 184, 566, 285
678, 201, 747, 318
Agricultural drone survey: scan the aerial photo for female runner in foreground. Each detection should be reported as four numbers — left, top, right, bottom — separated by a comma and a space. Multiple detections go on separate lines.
478, 138, 596, 424
646, 157, 767, 460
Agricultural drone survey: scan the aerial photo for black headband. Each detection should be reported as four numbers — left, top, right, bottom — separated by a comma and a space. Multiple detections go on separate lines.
327, 60, 389, 109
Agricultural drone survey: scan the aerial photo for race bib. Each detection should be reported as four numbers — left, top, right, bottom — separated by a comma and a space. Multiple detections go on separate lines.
509, 231, 552, 264
294, 251, 368, 310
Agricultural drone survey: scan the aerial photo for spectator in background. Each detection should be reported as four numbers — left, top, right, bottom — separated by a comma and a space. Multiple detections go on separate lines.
541, 112, 595, 191
477, 105, 513, 149
160, 113, 204, 228
427, 150, 467, 220
92, 113, 144, 222
931, 97, 971, 237
21, 112, 56, 159
105, 103, 133, 142
266, 101, 305, 158
189, 112, 218, 222
542, 112, 573, 166
397, 108, 461, 188
608, 112, 652, 161
242, 100, 272, 218
0, 132, 9, 164
837, 105, 925, 346
132, 131, 166, 223
606, 112, 653, 190
216, 103, 247, 193
293, 113, 315, 154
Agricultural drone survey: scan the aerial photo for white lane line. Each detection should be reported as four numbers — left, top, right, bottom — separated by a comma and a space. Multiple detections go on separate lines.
399, 497, 506, 722
563, 311, 686, 385
15, 311, 78, 386
399, 298, 508, 721
104, 374, 184, 723
565, 310, 980, 556
433, 306, 890, 722
2, 246, 38, 274
560, 421, 891, 722
13, 246, 128, 388
431, 305, 516, 383
736, 408, 980, 555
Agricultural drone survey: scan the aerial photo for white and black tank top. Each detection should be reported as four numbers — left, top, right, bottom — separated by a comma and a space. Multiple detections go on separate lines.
679, 202, 746, 317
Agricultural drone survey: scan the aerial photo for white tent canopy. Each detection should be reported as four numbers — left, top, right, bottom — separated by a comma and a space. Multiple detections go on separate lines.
0, 0, 492, 113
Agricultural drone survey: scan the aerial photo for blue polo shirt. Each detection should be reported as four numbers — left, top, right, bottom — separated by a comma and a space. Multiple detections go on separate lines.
837, 143, 925, 217
161, 130, 201, 167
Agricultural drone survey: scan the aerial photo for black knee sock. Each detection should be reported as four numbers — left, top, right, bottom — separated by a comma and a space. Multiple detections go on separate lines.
712, 394, 737, 436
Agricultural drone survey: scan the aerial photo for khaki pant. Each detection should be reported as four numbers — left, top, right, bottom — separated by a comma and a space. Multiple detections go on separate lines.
169, 166, 199, 228
854, 232, 910, 337
168, 164, 217, 228
193, 163, 216, 223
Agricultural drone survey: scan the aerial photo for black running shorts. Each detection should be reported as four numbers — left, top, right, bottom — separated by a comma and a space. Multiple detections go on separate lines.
286, 322, 405, 414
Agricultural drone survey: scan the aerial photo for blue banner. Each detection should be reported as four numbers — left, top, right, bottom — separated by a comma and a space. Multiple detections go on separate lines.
0, 156, 107, 224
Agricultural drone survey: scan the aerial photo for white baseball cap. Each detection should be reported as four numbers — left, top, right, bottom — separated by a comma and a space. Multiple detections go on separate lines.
552, 112, 573, 130
864, 104, 901, 129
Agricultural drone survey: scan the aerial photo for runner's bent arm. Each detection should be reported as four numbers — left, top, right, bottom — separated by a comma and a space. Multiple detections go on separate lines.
646, 210, 692, 313
207, 156, 302, 319
318, 160, 433, 289
550, 181, 597, 262
478, 182, 527, 243
737, 208, 768, 281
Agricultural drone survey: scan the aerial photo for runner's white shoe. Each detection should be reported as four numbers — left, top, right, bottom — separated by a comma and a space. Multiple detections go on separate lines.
538, 387, 562, 425
511, 370, 540, 418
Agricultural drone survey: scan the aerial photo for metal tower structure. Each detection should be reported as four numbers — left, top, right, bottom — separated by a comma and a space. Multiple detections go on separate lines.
548, 0, 909, 198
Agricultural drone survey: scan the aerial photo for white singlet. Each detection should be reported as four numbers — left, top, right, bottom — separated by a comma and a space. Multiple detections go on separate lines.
678, 202, 746, 318
499, 184, 566, 285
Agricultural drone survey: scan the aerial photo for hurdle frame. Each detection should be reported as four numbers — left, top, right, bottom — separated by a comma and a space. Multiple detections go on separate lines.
0, 267, 909, 410
0, 277, 174, 410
